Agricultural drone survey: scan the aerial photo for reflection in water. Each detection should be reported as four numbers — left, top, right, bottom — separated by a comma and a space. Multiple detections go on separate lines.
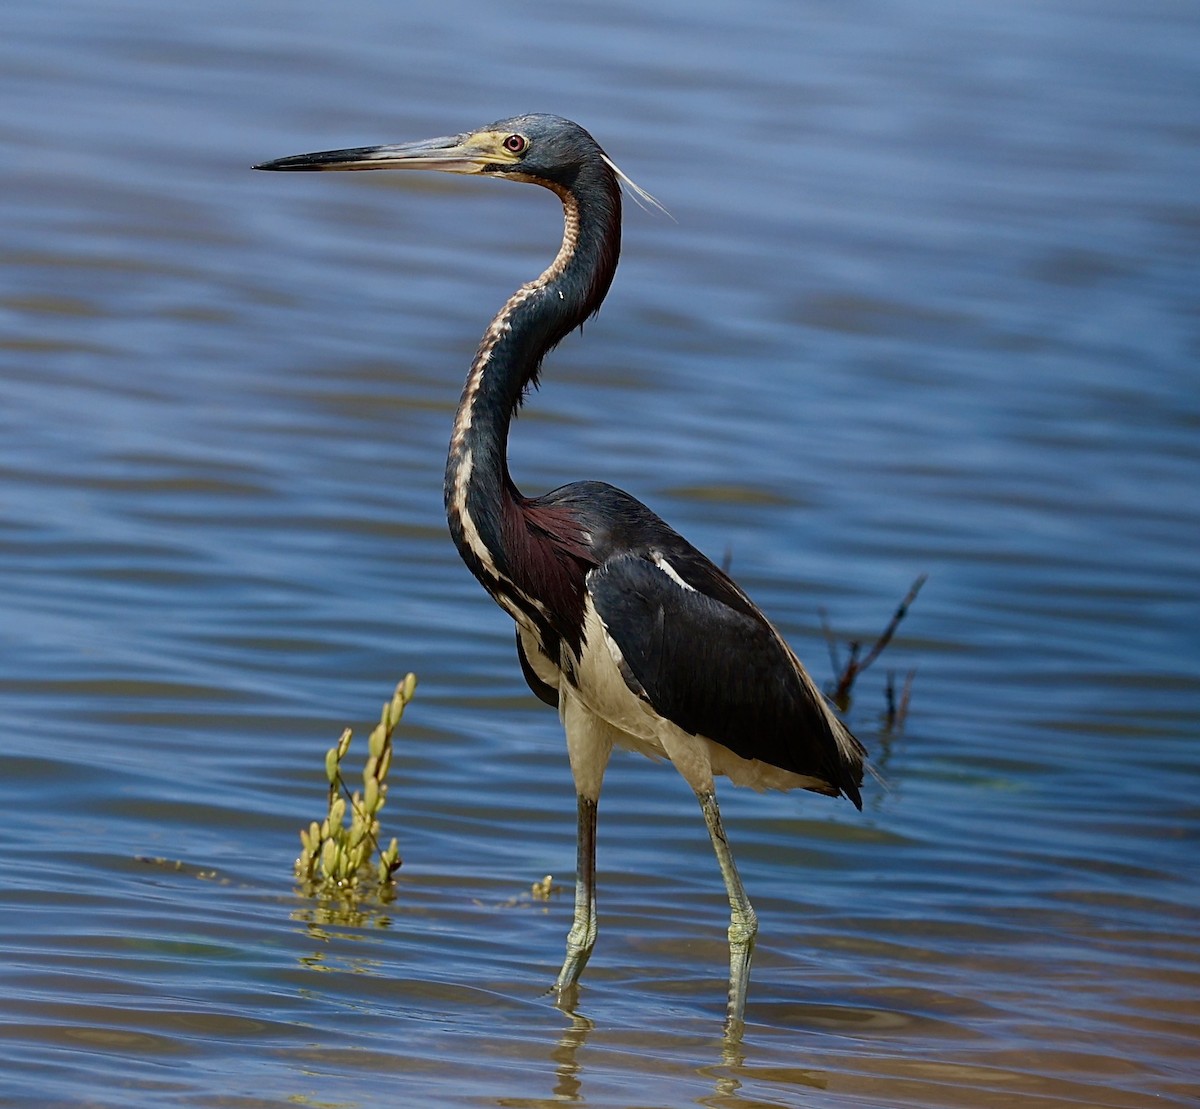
549, 1012, 592, 1104
494, 1012, 593, 1108
504, 1010, 838, 1109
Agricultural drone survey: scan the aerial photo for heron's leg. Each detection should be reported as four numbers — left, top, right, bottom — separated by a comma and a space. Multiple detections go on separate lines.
697, 789, 758, 1036
554, 793, 598, 998
554, 695, 613, 1004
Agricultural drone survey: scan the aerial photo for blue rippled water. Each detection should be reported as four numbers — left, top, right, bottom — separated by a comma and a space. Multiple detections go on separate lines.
1, 0, 1197, 1105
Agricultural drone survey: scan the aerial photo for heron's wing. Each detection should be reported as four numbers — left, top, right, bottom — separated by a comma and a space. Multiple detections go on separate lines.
586, 550, 860, 802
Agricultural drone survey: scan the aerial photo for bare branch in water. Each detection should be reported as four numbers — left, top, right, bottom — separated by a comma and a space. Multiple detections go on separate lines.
828, 574, 927, 711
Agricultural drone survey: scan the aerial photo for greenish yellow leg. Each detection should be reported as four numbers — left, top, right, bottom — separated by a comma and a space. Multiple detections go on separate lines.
698, 790, 758, 1036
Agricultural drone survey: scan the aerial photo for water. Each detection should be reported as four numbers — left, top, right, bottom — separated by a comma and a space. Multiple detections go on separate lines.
2, 0, 1198, 1105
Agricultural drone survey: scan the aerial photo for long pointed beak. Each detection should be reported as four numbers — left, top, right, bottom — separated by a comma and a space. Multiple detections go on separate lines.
254, 133, 497, 174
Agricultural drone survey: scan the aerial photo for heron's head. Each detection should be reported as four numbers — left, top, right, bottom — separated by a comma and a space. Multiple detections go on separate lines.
255, 114, 662, 214
256, 114, 602, 187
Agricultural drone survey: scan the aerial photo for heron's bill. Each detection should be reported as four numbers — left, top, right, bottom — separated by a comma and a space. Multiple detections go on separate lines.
254, 132, 521, 174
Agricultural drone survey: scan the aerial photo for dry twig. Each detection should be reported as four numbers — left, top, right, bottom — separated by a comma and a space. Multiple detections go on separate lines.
825, 574, 927, 710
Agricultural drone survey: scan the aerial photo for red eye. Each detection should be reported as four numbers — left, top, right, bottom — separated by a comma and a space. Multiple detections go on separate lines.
503, 134, 527, 154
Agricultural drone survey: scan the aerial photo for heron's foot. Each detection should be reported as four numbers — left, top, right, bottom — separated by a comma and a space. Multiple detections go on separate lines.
553, 927, 595, 998
553, 977, 582, 1015
724, 908, 758, 1036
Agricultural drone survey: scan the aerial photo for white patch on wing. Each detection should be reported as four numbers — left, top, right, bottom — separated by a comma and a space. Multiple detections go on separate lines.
651, 550, 695, 592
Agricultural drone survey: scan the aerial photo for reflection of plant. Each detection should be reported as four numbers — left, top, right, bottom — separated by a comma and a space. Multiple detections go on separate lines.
295, 674, 416, 900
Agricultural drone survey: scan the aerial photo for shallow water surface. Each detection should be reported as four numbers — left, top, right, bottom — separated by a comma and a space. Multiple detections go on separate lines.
1, 0, 1198, 1105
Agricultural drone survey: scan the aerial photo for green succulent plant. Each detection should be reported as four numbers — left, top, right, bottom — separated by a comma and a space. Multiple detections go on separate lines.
295, 673, 416, 900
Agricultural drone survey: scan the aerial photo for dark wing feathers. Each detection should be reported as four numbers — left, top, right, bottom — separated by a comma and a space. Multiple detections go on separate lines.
587, 549, 862, 805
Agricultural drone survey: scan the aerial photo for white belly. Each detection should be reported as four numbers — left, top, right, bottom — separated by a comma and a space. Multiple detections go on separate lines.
517, 605, 665, 761
573, 597, 671, 761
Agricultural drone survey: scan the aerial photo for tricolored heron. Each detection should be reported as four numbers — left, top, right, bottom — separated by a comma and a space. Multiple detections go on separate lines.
256, 114, 865, 1032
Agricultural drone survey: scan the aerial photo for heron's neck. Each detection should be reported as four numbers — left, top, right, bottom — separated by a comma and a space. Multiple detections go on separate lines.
444, 168, 621, 584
